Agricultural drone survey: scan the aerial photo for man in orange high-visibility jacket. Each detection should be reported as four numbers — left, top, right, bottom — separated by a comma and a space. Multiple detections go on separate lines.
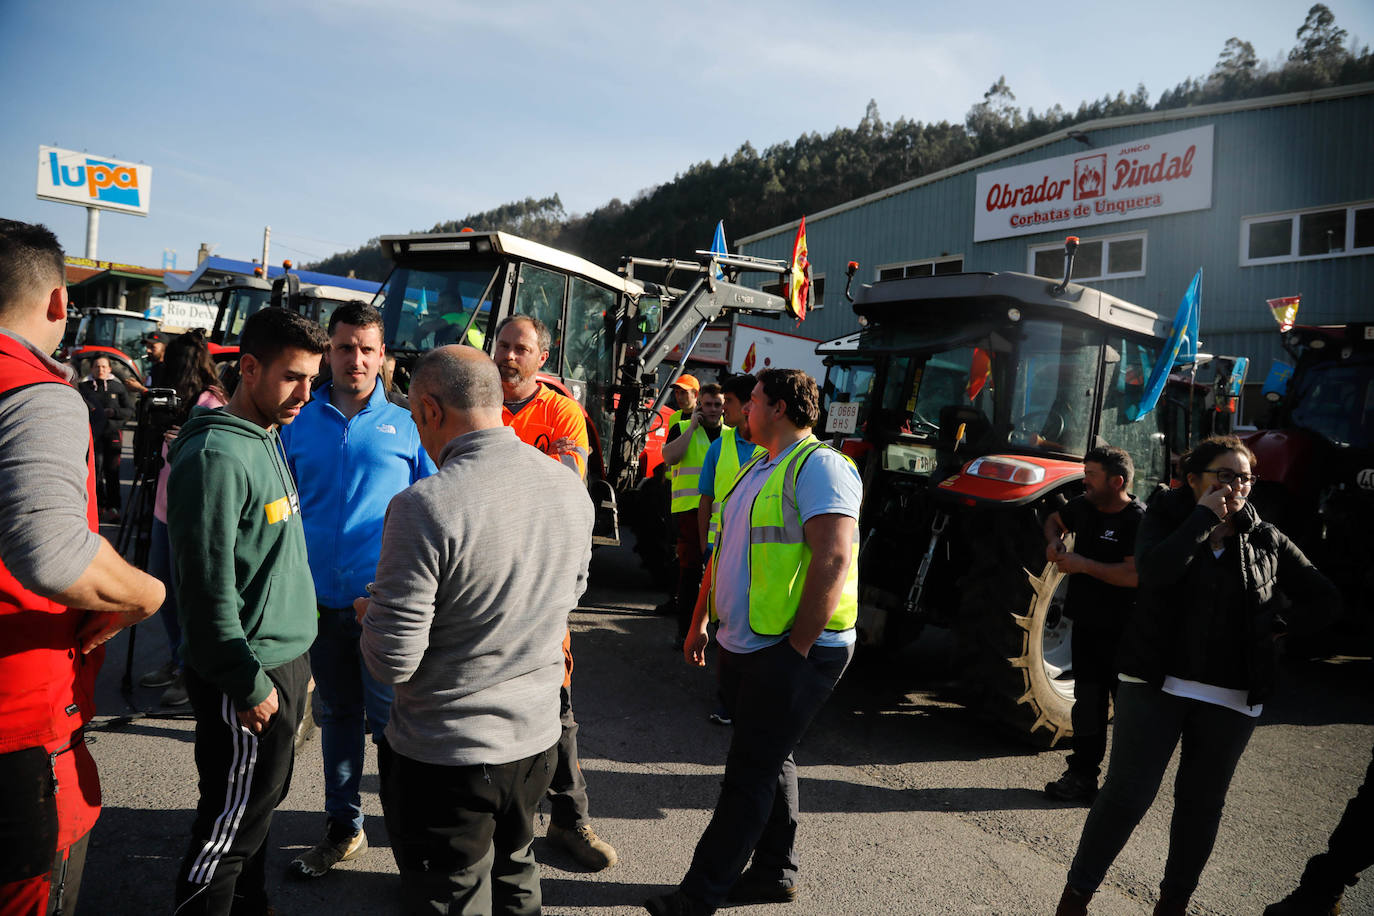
494, 314, 618, 872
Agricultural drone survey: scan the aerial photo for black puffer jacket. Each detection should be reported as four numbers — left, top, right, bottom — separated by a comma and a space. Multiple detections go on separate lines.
1116, 485, 1340, 706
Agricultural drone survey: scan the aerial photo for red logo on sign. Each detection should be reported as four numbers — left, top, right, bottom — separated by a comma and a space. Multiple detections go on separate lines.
1074, 155, 1106, 201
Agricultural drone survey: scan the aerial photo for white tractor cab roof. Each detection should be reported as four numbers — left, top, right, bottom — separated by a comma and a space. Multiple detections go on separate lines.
297, 283, 374, 305
816, 331, 863, 355
379, 230, 646, 298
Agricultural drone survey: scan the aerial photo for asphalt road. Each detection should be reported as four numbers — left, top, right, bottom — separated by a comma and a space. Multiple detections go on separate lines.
78, 521, 1373, 916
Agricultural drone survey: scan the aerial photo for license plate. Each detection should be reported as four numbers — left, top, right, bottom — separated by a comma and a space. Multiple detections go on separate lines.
826, 402, 860, 434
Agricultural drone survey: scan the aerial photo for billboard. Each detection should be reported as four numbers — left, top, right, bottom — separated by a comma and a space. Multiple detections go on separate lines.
973, 125, 1212, 242
36, 146, 152, 216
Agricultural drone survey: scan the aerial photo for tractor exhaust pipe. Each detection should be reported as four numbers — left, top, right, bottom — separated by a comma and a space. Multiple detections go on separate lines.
1053, 237, 1079, 295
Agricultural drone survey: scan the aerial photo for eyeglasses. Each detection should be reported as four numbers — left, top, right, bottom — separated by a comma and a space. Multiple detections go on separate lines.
1201, 468, 1258, 485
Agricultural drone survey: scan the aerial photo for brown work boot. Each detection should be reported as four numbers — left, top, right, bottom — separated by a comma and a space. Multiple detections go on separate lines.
547, 822, 618, 870
1265, 885, 1343, 915
1055, 883, 1092, 916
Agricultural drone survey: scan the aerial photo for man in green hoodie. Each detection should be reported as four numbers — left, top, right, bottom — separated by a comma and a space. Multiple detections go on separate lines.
168, 307, 328, 916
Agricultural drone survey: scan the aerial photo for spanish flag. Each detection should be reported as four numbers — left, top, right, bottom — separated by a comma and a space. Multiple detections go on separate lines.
786, 216, 810, 321
1267, 295, 1301, 332
742, 342, 757, 373
966, 347, 992, 401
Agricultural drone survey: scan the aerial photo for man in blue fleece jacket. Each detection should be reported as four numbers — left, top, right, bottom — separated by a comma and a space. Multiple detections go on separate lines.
280, 302, 435, 879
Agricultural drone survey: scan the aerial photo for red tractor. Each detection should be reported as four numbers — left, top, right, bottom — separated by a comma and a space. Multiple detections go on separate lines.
1242, 321, 1374, 635
65, 307, 160, 384
844, 252, 1242, 745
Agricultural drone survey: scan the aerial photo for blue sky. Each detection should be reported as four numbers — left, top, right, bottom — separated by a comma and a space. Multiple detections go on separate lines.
2, 0, 1370, 270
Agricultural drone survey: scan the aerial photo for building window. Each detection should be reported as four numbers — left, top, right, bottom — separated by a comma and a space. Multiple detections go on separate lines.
761, 274, 825, 309
1029, 232, 1146, 282
1241, 201, 1374, 266
875, 256, 963, 282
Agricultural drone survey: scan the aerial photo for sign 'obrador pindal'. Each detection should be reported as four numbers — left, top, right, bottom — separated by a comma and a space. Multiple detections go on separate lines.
973, 125, 1213, 243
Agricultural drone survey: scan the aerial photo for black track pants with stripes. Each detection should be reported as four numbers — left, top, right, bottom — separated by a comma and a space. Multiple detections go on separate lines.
173, 654, 309, 916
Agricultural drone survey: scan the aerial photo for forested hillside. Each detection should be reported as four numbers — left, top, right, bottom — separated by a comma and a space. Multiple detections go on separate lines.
309, 5, 1371, 281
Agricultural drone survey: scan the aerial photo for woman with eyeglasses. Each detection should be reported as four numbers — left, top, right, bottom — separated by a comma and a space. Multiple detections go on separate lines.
1055, 435, 1340, 916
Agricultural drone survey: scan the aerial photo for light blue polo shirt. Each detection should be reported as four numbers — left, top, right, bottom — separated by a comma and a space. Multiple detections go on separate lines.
280, 379, 436, 608
713, 437, 862, 654
699, 432, 764, 555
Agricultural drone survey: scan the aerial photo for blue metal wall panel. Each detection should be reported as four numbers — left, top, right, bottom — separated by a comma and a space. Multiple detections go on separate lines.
740, 89, 1374, 373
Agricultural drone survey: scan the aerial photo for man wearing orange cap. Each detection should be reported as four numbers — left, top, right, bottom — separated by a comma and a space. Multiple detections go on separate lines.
662, 380, 725, 649
653, 375, 700, 618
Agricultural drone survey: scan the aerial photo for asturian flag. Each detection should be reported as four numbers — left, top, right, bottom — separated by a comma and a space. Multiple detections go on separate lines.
1128, 268, 1202, 421
786, 216, 810, 322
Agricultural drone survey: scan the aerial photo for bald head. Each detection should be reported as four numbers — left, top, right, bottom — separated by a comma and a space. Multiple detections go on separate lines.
412, 345, 504, 411
409, 347, 505, 462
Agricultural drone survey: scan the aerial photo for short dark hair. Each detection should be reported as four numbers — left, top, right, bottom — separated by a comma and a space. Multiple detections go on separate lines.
412, 345, 503, 410
0, 220, 65, 319
327, 301, 384, 336
1180, 435, 1257, 479
757, 368, 820, 429
1084, 445, 1133, 486
698, 382, 723, 399
720, 373, 756, 403
239, 307, 328, 368
496, 314, 551, 353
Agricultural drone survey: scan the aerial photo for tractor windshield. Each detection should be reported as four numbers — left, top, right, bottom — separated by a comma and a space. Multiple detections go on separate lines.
1289, 356, 1374, 449
1004, 320, 1101, 455
379, 266, 499, 353
222, 287, 273, 345
86, 312, 158, 355
871, 318, 1102, 457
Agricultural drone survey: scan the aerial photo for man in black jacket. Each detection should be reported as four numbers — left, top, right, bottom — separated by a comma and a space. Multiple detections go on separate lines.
78, 356, 133, 522
1041, 445, 1145, 804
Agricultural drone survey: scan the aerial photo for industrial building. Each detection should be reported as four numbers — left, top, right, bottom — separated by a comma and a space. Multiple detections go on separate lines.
737, 82, 1374, 409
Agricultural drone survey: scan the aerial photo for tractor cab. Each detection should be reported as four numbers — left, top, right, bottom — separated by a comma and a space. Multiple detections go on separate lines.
68, 308, 161, 384
374, 230, 653, 545
853, 270, 1170, 504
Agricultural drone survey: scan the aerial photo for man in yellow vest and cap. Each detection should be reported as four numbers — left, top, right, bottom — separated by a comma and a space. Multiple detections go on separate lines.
645, 368, 862, 916
661, 380, 724, 649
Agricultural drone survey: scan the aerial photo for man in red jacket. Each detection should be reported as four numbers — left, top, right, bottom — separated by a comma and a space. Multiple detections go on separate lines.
0, 220, 165, 916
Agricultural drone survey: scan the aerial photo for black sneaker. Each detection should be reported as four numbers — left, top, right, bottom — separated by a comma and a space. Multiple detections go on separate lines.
643, 888, 714, 916
707, 710, 732, 726
727, 869, 798, 904
1044, 769, 1098, 804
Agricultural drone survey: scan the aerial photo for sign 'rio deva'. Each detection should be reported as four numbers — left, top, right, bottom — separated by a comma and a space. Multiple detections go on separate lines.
972, 125, 1212, 242
36, 146, 152, 217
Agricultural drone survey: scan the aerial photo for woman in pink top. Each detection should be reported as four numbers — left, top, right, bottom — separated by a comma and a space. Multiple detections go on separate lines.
137, 331, 228, 706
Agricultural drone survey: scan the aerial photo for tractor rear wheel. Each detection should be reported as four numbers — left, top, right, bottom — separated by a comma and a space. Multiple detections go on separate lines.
958, 516, 1075, 747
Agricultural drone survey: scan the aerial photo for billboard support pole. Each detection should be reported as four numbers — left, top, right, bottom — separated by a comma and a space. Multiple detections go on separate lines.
85, 206, 99, 260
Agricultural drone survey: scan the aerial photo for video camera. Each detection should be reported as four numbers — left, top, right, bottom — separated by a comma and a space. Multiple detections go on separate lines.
132, 387, 182, 470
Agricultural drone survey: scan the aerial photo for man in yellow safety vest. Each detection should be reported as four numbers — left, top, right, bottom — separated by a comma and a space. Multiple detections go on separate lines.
660, 381, 724, 648
645, 368, 862, 916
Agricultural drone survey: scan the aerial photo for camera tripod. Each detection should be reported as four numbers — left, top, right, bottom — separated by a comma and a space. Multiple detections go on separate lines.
110, 420, 187, 719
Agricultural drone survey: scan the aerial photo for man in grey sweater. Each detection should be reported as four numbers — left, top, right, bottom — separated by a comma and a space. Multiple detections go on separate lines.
358, 345, 593, 915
